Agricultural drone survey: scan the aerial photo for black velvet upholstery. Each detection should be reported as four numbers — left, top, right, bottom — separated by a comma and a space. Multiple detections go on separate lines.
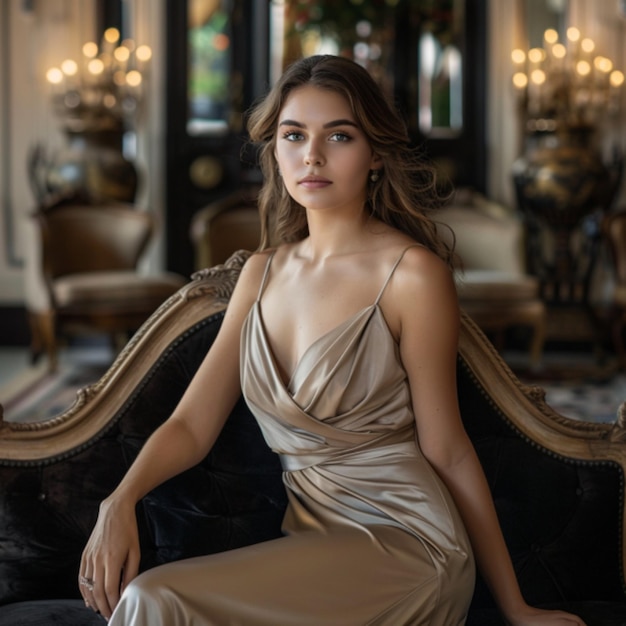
0, 312, 286, 621
458, 366, 626, 614
0, 600, 103, 625
1, 309, 626, 625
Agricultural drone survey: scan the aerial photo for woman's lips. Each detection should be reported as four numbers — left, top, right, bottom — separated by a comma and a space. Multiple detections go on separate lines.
298, 176, 332, 189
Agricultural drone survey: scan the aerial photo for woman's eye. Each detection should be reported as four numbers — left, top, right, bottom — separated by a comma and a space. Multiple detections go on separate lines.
282, 131, 303, 141
330, 132, 351, 142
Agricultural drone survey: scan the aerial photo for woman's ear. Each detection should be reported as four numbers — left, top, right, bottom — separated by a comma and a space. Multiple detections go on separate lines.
370, 153, 383, 170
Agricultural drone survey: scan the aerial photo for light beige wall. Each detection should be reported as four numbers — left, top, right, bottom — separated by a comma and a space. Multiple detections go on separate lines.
486, 0, 526, 208
122, 0, 167, 273
0, 0, 166, 309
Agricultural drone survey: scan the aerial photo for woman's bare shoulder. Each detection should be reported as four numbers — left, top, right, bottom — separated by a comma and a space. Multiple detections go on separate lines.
396, 243, 453, 285
234, 245, 296, 293
240, 247, 283, 277
384, 243, 457, 315
226, 250, 273, 307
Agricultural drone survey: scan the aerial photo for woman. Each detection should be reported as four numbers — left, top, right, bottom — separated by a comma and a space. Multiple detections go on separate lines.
80, 55, 585, 625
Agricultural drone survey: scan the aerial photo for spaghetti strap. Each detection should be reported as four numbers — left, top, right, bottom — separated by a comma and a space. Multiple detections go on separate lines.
374, 244, 422, 305
256, 250, 277, 302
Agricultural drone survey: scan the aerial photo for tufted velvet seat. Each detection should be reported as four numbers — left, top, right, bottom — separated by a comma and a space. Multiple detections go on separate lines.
1, 251, 626, 625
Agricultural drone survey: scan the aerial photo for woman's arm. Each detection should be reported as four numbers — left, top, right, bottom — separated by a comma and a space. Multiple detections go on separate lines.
391, 247, 585, 626
79, 252, 270, 619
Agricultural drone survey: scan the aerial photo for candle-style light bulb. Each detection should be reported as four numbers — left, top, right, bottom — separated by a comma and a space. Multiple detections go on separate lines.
88, 59, 105, 75
544, 28, 558, 45
126, 70, 142, 87
46, 67, 64, 84
566, 27, 580, 42
511, 49, 526, 65
610, 70, 625, 88
114, 46, 130, 63
594, 57, 613, 73
576, 60, 591, 77
581, 38, 595, 54
135, 45, 152, 63
61, 59, 78, 76
530, 69, 546, 85
104, 27, 120, 45
512, 72, 528, 89
82, 42, 98, 59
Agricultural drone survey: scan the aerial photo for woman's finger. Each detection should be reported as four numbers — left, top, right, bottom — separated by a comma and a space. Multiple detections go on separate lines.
103, 562, 125, 618
78, 566, 97, 612
91, 560, 114, 619
120, 544, 141, 596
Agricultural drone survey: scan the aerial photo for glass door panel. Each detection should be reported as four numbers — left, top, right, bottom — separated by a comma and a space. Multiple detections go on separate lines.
415, 1, 464, 137
187, 0, 234, 135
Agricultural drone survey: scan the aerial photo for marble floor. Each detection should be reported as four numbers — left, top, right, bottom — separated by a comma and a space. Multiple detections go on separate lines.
0, 347, 34, 387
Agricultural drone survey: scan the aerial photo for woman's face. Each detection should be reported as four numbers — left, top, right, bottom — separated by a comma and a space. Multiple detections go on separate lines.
274, 84, 381, 215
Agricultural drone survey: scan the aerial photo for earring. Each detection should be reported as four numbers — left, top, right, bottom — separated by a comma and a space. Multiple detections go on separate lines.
370, 170, 380, 183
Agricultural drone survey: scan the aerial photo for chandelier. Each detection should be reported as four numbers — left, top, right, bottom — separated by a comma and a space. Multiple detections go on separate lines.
45, 28, 152, 134
511, 27, 624, 133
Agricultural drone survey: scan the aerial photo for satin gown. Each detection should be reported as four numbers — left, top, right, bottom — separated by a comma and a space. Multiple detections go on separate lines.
110, 247, 475, 625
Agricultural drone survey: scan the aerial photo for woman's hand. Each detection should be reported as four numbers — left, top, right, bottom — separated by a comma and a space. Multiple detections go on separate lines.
78, 495, 141, 620
505, 605, 587, 625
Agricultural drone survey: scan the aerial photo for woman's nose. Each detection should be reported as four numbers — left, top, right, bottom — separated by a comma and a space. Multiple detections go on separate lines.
304, 143, 324, 166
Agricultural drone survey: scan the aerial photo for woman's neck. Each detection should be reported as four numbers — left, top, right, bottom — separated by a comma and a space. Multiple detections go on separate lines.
300, 207, 384, 261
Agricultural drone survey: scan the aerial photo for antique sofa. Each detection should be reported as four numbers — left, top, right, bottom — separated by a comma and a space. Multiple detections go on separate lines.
1, 251, 626, 625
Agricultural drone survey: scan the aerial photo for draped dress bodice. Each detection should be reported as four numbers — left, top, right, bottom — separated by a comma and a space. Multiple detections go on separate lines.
239, 248, 475, 623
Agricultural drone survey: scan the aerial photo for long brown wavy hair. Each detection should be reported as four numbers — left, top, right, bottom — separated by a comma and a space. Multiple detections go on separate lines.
246, 54, 454, 267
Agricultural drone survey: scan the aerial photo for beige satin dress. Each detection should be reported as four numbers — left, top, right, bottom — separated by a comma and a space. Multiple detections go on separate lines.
110, 247, 475, 625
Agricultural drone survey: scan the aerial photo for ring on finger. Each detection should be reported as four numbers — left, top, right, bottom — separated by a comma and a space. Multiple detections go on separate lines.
79, 574, 95, 592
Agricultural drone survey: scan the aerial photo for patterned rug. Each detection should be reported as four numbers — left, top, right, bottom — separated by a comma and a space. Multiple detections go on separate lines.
538, 373, 626, 423
505, 352, 626, 424
0, 349, 112, 424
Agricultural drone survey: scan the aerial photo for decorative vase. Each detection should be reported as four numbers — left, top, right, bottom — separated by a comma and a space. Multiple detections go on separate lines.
512, 126, 611, 230
43, 128, 139, 203
512, 125, 616, 287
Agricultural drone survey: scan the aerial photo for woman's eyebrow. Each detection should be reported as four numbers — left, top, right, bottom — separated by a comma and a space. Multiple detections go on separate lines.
278, 119, 359, 129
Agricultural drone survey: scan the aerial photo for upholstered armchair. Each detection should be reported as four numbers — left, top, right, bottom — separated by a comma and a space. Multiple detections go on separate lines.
435, 190, 546, 368
190, 185, 262, 269
29, 196, 186, 371
1, 251, 626, 625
